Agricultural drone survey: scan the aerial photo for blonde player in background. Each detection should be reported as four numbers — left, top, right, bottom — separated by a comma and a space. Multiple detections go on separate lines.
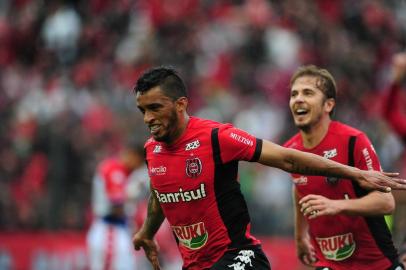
87, 142, 148, 270
284, 65, 404, 270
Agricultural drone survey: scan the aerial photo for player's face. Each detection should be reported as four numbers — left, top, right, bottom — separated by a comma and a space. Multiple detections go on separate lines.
289, 75, 333, 131
136, 86, 182, 143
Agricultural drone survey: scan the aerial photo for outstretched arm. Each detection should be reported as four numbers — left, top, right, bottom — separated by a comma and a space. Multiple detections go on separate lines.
299, 191, 394, 219
258, 140, 406, 192
133, 190, 165, 270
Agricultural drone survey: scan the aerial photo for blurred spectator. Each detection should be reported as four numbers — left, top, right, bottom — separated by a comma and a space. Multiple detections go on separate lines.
382, 52, 406, 252
41, 3, 82, 64
382, 52, 406, 144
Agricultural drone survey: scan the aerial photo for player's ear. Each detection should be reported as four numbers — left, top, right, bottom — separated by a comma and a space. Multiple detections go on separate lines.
175, 97, 188, 112
325, 98, 335, 114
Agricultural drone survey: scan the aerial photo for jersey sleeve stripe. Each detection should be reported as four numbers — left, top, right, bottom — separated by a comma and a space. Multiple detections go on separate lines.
211, 128, 223, 165
250, 138, 263, 162
348, 136, 356, 167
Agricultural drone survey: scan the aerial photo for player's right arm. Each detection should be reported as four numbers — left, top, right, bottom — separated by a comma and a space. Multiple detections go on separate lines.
293, 186, 317, 266
133, 189, 165, 270
258, 140, 406, 192
300, 133, 395, 219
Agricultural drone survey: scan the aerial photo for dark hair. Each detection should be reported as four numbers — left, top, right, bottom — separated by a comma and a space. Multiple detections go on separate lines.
134, 66, 188, 100
290, 65, 337, 116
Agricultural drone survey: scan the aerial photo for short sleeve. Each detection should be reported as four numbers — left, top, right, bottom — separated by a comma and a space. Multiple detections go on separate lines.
353, 133, 381, 172
217, 124, 262, 163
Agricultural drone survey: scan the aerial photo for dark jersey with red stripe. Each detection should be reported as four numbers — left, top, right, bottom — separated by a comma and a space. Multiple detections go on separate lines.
144, 117, 262, 270
284, 121, 398, 270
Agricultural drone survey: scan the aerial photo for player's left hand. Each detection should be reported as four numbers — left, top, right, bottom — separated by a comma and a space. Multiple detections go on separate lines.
355, 170, 406, 192
296, 233, 317, 266
299, 194, 341, 219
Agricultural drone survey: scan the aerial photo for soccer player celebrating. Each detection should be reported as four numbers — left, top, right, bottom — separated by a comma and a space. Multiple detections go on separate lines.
132, 66, 406, 270
284, 65, 404, 270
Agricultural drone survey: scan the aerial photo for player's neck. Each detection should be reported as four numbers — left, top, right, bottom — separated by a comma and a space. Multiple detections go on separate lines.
167, 113, 190, 146
300, 117, 331, 149
178, 113, 190, 138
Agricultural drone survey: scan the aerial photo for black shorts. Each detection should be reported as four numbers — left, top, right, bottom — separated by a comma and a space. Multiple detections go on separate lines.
315, 261, 405, 270
210, 245, 271, 270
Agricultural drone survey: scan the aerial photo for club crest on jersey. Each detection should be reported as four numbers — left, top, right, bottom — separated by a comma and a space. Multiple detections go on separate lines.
186, 157, 202, 178
326, 176, 340, 185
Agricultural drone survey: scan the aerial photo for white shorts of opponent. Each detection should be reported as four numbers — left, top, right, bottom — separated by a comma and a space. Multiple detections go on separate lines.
87, 219, 136, 270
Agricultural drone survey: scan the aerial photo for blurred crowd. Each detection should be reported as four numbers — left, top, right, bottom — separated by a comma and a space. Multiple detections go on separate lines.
0, 0, 406, 240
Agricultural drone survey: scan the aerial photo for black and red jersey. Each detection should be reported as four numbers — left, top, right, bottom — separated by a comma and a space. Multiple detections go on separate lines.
284, 121, 398, 270
144, 117, 263, 270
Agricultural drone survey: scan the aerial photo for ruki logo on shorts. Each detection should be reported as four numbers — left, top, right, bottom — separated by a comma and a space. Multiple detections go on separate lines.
172, 222, 208, 250
316, 233, 356, 261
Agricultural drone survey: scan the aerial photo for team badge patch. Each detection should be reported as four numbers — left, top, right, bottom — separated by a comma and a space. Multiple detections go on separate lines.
186, 157, 202, 178
325, 176, 340, 185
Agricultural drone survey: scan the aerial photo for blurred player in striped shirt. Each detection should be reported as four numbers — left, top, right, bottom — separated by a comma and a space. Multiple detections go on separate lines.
87, 142, 148, 270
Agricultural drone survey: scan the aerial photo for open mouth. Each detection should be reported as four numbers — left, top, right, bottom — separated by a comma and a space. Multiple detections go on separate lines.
149, 124, 161, 135
295, 108, 309, 116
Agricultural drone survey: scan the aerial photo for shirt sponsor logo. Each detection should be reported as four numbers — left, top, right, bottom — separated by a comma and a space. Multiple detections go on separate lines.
362, 148, 373, 170
153, 145, 162, 153
323, 149, 337, 159
230, 133, 253, 147
153, 183, 207, 203
293, 176, 308, 185
316, 233, 356, 261
150, 165, 167, 176
172, 222, 208, 250
186, 157, 202, 178
185, 140, 200, 151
